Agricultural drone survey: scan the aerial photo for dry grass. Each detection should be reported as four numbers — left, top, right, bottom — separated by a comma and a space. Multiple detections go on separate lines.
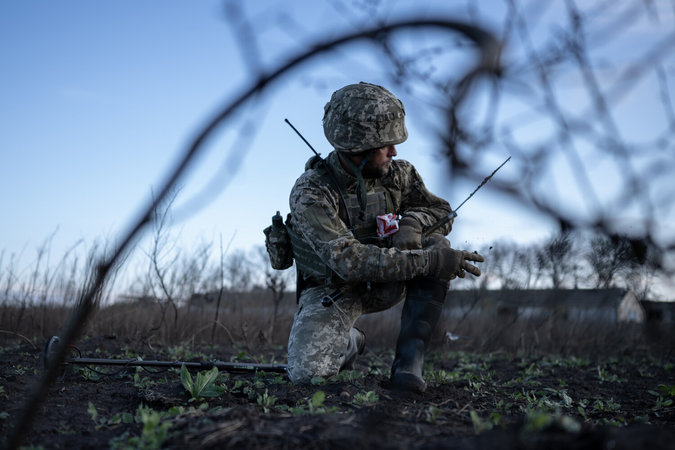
1, 291, 671, 360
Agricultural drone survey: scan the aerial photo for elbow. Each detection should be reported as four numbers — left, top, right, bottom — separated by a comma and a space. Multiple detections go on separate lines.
331, 266, 369, 283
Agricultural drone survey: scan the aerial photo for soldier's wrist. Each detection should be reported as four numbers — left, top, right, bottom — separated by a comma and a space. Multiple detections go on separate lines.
426, 248, 440, 278
399, 216, 422, 231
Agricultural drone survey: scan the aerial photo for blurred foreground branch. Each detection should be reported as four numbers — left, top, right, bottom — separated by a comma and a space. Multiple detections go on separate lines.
6, 17, 500, 449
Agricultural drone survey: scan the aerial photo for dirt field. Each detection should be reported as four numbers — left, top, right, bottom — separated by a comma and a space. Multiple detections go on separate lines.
1, 333, 674, 450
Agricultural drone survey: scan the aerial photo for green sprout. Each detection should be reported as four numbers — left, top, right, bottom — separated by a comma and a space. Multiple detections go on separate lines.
180, 365, 225, 401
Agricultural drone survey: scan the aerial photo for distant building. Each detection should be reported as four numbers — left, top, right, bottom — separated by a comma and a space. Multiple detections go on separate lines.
445, 288, 646, 323
114, 294, 157, 306
642, 300, 675, 324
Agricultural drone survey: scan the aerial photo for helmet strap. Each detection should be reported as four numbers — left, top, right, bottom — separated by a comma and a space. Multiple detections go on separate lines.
340, 150, 375, 220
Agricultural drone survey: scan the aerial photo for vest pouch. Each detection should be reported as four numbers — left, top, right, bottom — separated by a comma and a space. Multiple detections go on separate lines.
286, 221, 332, 281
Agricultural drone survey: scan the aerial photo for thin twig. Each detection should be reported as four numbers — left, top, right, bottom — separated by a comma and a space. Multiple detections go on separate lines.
0, 330, 38, 350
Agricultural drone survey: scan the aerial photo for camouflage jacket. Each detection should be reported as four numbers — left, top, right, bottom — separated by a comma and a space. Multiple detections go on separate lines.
288, 151, 453, 284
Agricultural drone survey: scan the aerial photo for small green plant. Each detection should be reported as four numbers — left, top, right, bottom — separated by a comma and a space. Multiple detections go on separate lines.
230, 350, 248, 362
310, 376, 327, 386
495, 399, 514, 413
523, 409, 581, 433
545, 355, 590, 368
427, 369, 461, 385
466, 374, 491, 393
333, 369, 363, 383
257, 389, 278, 413
364, 363, 389, 377
133, 371, 155, 389
521, 362, 544, 379
229, 378, 258, 400
649, 385, 674, 410
353, 390, 378, 406
180, 365, 225, 401
656, 398, 674, 409
88, 402, 135, 430
230, 379, 248, 393
88, 402, 107, 430
592, 398, 621, 413
122, 347, 141, 359
110, 405, 172, 450
512, 389, 543, 408
425, 406, 441, 423
523, 409, 552, 432
56, 420, 76, 435
655, 384, 675, 398
596, 417, 627, 427
637, 367, 654, 378
470, 411, 503, 434
291, 390, 337, 415
543, 388, 573, 409
632, 415, 650, 424
168, 344, 209, 361
77, 366, 101, 382
596, 365, 627, 384
308, 390, 329, 414
109, 411, 135, 426
268, 373, 289, 385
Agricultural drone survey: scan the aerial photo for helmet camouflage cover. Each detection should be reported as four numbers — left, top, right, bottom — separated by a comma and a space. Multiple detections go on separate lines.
323, 82, 408, 153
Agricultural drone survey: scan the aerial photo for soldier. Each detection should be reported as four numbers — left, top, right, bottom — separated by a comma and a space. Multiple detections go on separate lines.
284, 82, 484, 393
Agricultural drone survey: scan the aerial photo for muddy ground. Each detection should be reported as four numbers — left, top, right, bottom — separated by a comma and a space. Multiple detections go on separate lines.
1, 335, 674, 449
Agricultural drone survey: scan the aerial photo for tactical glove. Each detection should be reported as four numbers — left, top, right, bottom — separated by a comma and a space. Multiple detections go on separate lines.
392, 216, 423, 250
422, 231, 447, 248
428, 248, 484, 280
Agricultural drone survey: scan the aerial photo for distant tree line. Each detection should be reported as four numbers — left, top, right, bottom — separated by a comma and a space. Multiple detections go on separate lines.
451, 231, 659, 301
128, 227, 662, 308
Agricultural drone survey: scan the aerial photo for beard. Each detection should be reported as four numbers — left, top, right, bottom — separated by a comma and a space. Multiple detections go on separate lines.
362, 161, 391, 179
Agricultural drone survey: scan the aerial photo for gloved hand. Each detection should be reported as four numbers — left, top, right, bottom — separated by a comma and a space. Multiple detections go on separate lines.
428, 247, 485, 280
422, 231, 447, 249
392, 216, 423, 250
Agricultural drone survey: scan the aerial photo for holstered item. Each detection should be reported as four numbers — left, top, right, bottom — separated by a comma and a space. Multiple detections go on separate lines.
263, 212, 294, 270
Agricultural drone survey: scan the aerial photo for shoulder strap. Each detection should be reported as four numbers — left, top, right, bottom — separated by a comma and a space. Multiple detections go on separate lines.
316, 159, 353, 228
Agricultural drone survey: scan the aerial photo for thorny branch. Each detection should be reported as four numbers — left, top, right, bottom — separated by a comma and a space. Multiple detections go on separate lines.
438, 0, 675, 267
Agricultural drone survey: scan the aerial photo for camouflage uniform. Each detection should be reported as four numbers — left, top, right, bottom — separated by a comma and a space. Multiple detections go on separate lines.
286, 151, 453, 384
282, 82, 482, 390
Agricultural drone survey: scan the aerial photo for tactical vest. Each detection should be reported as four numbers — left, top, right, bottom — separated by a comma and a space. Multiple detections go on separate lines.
287, 163, 394, 284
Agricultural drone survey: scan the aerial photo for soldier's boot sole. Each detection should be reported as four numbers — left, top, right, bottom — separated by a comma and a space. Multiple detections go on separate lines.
390, 369, 426, 393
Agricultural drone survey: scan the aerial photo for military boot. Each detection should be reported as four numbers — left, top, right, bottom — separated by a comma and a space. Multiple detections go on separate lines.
339, 327, 366, 371
390, 278, 448, 393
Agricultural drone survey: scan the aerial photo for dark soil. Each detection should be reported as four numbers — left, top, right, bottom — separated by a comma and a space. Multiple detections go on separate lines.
1, 335, 674, 449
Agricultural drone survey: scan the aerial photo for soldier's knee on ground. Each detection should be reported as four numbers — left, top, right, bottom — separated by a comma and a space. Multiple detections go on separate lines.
286, 353, 342, 384
287, 292, 353, 384
286, 363, 315, 385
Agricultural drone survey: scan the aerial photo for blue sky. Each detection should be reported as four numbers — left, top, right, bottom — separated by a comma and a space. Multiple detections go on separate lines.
1, 1, 673, 296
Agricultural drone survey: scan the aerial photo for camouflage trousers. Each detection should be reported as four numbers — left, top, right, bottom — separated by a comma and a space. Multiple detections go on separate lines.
286, 281, 406, 384
286, 238, 451, 384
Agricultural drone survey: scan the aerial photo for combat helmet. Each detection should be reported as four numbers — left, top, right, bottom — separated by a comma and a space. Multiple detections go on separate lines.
323, 82, 408, 153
